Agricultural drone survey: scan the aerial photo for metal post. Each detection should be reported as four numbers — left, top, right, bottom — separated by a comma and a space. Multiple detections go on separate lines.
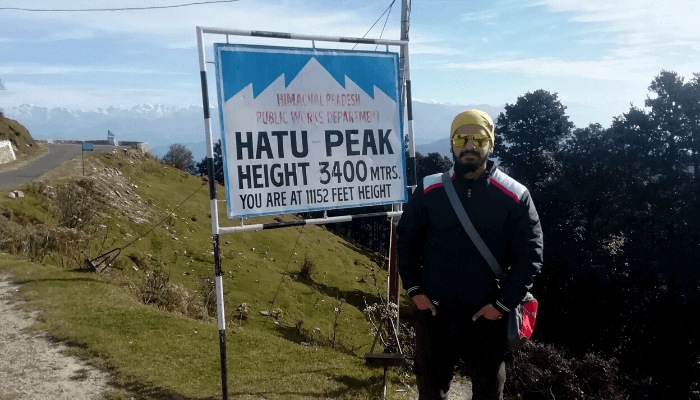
82, 144, 85, 176
399, 0, 410, 77
197, 26, 228, 400
386, 0, 411, 318
388, 209, 400, 306
400, 0, 417, 193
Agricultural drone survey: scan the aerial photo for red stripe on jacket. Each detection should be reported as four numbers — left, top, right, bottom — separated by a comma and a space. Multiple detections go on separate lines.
424, 173, 454, 194
489, 177, 520, 204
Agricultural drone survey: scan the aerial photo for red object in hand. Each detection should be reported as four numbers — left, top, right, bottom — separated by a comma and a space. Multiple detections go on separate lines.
412, 294, 436, 316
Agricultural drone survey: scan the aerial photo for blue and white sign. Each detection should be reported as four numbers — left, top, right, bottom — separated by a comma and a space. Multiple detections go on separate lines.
214, 44, 406, 219
82, 142, 93, 152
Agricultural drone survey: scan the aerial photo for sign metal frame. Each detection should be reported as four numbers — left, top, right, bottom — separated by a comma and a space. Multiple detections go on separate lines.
214, 43, 407, 219
196, 26, 417, 400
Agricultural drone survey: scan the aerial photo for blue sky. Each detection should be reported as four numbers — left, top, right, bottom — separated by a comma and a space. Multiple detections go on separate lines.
1, 0, 699, 128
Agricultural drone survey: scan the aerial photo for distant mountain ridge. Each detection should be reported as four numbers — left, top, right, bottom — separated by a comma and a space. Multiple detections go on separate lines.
4, 101, 503, 160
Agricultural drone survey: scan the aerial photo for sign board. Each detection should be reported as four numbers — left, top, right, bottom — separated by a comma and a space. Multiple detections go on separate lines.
214, 44, 406, 219
82, 142, 93, 152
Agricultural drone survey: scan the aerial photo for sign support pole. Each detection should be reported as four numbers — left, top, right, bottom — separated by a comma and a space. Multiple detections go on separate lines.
197, 26, 229, 400
400, 0, 417, 194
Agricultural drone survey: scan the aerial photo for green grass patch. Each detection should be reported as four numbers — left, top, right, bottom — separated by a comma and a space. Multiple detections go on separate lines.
0, 149, 416, 399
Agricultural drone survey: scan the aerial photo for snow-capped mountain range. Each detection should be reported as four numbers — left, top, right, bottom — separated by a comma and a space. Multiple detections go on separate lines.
3, 101, 503, 160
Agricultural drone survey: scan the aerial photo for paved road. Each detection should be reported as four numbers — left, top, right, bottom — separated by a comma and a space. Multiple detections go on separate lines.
0, 143, 116, 190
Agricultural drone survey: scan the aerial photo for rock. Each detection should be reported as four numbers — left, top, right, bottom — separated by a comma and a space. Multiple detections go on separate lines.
260, 310, 270, 316
7, 192, 16, 199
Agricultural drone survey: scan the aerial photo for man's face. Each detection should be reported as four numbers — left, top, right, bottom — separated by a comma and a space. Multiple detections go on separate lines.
451, 124, 492, 171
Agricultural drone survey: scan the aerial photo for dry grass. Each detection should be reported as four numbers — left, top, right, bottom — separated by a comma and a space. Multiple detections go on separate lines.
0, 215, 86, 263
139, 268, 211, 321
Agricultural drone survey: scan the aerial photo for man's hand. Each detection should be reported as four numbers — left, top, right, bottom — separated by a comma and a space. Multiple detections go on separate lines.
412, 294, 436, 316
472, 304, 503, 321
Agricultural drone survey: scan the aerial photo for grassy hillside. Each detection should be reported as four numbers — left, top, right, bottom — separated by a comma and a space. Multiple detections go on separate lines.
0, 149, 415, 399
0, 115, 41, 160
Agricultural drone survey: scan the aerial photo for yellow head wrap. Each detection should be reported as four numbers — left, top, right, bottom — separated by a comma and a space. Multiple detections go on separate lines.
450, 109, 495, 143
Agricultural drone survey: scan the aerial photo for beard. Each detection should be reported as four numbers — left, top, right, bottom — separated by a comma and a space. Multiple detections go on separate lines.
452, 148, 489, 175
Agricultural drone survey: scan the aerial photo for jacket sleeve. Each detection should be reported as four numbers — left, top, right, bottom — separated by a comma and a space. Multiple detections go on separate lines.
492, 189, 543, 314
396, 183, 429, 300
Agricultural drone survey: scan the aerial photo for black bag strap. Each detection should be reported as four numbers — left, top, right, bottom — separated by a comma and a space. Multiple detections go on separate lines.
441, 170, 508, 281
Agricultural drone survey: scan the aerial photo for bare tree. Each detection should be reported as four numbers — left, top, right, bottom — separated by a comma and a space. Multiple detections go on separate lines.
163, 143, 194, 173
0, 79, 6, 90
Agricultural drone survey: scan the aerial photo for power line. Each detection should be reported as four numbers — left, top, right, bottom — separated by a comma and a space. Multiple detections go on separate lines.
375, 0, 395, 51
0, 0, 239, 12
352, 0, 397, 50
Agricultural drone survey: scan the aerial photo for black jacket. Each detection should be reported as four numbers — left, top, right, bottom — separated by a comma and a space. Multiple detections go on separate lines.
397, 161, 543, 319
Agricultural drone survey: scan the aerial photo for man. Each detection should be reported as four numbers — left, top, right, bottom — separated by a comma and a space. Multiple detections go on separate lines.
397, 109, 543, 400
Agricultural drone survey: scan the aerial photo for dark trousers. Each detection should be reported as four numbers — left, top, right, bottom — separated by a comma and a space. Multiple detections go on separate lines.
413, 310, 506, 400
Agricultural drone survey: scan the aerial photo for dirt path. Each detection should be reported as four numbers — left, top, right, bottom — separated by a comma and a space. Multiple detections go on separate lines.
0, 275, 117, 400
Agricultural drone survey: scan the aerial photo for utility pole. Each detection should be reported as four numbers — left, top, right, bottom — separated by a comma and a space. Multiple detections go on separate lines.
399, 0, 416, 191
399, 0, 410, 109
388, 0, 411, 322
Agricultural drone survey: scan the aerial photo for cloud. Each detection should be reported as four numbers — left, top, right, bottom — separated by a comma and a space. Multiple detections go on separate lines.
410, 43, 463, 55
38, 29, 95, 42
445, 57, 656, 82
409, 32, 465, 56
0, 64, 188, 75
441, 0, 700, 86
3, 0, 390, 50
1, 81, 199, 110
536, 0, 700, 57
460, 11, 497, 22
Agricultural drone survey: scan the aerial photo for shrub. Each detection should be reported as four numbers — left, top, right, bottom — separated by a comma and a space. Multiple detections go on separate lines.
139, 269, 193, 314
0, 215, 21, 253
162, 144, 194, 173
53, 179, 103, 230
298, 253, 315, 280
0, 209, 43, 227
140, 269, 174, 308
503, 341, 629, 400
21, 180, 50, 197
138, 269, 206, 319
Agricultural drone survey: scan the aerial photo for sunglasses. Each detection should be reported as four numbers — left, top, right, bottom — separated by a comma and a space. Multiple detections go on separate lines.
452, 134, 489, 148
